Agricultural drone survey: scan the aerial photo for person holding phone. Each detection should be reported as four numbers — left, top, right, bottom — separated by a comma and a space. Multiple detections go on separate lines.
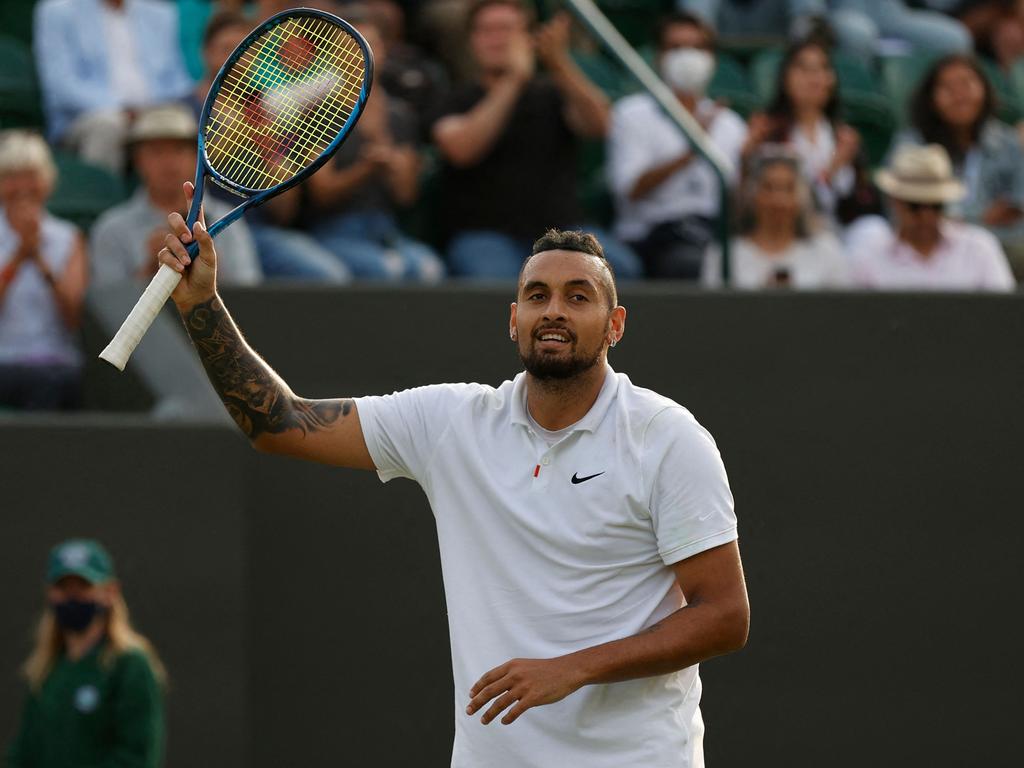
703, 146, 849, 289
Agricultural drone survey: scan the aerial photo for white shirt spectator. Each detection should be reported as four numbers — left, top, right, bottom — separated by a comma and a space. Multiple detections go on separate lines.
847, 217, 1016, 291
100, 2, 148, 108
355, 366, 737, 768
608, 93, 746, 242
90, 190, 261, 287
788, 118, 855, 217
703, 231, 850, 288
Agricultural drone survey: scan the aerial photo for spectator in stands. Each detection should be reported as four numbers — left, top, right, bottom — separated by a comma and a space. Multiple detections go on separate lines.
90, 104, 261, 286
847, 143, 1016, 290
743, 38, 862, 225
364, 0, 451, 125
703, 146, 849, 288
927, 0, 1024, 70
0, 132, 87, 411
6, 539, 165, 767
34, 0, 194, 174
432, 0, 642, 278
680, 0, 970, 60
306, 13, 445, 281
827, 1, 972, 58
607, 11, 746, 279
894, 53, 1024, 273
194, 11, 351, 283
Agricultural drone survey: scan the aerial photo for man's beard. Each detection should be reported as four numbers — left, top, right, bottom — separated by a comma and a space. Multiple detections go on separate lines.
519, 340, 603, 382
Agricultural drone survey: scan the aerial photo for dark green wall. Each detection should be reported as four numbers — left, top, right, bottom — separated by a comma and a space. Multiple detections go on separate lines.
2, 288, 1021, 767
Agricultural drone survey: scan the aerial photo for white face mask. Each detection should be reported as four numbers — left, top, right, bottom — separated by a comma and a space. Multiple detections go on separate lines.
659, 47, 715, 96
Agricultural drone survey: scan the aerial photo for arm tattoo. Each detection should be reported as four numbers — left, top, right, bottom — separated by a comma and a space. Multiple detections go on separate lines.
184, 296, 351, 439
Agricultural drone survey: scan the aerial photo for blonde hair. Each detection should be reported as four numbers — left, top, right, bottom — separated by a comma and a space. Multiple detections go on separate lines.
0, 130, 57, 188
22, 593, 167, 692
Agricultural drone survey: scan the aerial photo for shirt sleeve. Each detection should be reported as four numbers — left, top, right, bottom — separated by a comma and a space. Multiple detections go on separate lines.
815, 231, 852, 288
607, 99, 661, 199
701, 241, 724, 287
972, 228, 1017, 292
91, 651, 164, 768
6, 689, 39, 768
642, 407, 738, 565
87, 212, 136, 286
207, 206, 262, 286
355, 383, 486, 485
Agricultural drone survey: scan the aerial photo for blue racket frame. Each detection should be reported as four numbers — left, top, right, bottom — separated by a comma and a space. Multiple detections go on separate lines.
184, 7, 374, 254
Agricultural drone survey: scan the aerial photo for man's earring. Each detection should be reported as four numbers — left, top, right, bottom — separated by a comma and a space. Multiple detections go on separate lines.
510, 331, 517, 341
610, 338, 617, 348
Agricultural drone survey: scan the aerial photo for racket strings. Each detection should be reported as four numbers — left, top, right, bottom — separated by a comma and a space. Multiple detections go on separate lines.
210, 17, 360, 181
209, 19, 359, 187
205, 15, 366, 191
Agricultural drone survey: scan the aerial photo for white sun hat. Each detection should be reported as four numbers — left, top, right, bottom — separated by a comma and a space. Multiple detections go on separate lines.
875, 143, 966, 205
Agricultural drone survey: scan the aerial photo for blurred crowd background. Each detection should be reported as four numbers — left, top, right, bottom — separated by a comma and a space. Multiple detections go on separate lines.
3, 0, 1024, 411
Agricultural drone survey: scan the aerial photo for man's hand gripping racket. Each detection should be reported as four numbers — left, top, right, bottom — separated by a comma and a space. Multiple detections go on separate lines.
100, 8, 373, 370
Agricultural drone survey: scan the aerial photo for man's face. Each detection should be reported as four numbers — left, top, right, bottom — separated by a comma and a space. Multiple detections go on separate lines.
0, 169, 49, 213
133, 139, 196, 202
470, 3, 529, 75
892, 198, 943, 243
510, 250, 624, 381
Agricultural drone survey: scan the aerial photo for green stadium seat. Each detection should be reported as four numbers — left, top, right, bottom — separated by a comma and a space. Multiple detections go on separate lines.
577, 139, 614, 228
707, 53, 759, 117
880, 53, 942, 123
748, 48, 783, 106
0, 0, 39, 47
573, 49, 635, 101
833, 52, 878, 93
841, 93, 897, 168
48, 153, 128, 232
977, 57, 1022, 125
0, 34, 45, 130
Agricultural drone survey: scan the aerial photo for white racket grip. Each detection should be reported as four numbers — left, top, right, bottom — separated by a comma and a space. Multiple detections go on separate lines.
99, 264, 184, 371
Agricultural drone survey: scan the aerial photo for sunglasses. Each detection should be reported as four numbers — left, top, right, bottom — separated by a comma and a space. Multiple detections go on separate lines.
905, 201, 943, 213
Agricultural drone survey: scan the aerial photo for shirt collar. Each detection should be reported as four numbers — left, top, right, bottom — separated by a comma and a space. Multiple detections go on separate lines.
894, 220, 953, 261
510, 364, 619, 433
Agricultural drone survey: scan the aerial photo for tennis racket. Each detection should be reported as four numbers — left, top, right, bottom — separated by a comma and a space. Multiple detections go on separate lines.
99, 7, 373, 371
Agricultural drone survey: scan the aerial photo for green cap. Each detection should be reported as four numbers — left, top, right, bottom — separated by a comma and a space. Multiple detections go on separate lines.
46, 539, 116, 585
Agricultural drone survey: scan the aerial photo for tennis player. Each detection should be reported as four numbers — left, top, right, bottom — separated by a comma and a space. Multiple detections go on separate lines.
158, 184, 748, 767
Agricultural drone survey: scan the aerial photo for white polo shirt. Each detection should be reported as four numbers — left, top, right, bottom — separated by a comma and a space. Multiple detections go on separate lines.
355, 366, 738, 768
847, 217, 1016, 292
608, 93, 747, 242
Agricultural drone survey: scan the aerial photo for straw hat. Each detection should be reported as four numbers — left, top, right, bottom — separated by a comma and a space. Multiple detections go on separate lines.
874, 143, 965, 204
127, 104, 197, 145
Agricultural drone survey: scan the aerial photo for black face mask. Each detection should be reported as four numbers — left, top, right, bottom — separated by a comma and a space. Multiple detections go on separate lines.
52, 600, 105, 633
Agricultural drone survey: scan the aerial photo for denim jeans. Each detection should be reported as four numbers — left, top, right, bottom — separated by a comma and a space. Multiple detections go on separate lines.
250, 224, 352, 283
446, 227, 643, 279
311, 211, 445, 282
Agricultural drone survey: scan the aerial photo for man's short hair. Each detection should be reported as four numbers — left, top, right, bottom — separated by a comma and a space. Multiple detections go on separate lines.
654, 10, 716, 51
519, 229, 618, 310
466, 0, 535, 32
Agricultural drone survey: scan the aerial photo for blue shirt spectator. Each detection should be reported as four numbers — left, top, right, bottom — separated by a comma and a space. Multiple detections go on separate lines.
34, 0, 194, 173
894, 53, 1024, 275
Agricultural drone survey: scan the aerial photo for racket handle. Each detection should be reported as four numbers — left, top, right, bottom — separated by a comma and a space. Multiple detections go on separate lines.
99, 264, 183, 371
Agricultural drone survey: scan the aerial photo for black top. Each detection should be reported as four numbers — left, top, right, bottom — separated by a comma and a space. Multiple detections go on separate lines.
433, 76, 582, 242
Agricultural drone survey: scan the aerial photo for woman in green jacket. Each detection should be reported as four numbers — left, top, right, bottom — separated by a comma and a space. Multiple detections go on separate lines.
7, 539, 166, 768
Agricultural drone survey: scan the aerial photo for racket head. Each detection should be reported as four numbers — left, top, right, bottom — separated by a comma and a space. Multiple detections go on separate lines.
197, 8, 373, 200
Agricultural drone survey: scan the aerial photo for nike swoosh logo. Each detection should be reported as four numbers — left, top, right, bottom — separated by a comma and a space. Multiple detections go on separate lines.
571, 471, 605, 484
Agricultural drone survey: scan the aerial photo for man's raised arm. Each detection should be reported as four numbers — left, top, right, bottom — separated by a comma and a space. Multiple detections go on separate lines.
158, 183, 375, 470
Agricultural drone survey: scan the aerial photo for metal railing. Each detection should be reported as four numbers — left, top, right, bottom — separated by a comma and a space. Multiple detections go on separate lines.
545, 0, 733, 280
